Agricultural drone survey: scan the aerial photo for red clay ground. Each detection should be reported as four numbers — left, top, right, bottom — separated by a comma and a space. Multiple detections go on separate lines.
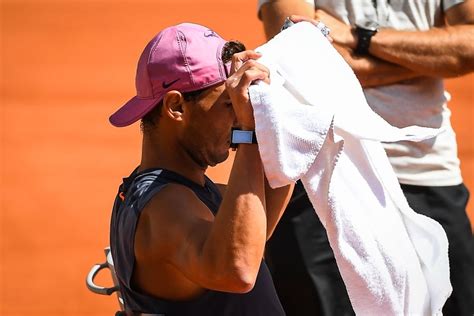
1, 1, 472, 314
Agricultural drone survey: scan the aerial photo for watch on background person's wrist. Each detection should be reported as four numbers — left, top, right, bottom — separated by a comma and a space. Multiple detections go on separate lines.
354, 21, 379, 55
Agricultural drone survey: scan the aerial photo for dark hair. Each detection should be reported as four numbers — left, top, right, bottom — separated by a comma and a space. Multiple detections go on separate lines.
222, 40, 246, 64
140, 100, 163, 133
140, 40, 246, 133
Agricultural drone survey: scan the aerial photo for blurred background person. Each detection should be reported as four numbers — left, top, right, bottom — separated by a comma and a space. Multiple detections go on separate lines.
258, 0, 474, 315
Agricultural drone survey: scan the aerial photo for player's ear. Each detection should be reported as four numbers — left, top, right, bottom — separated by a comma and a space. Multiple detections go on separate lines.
162, 91, 185, 121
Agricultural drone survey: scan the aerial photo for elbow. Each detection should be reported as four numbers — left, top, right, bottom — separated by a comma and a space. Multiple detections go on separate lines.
206, 262, 259, 293
450, 57, 474, 77
219, 262, 259, 293
457, 40, 474, 75
441, 49, 474, 77
355, 74, 377, 88
226, 268, 258, 293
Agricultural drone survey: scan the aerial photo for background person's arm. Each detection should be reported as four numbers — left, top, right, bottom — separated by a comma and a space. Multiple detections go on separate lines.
314, 1, 474, 78
259, 1, 420, 87
370, 2, 474, 78
261, 1, 474, 86
332, 44, 420, 88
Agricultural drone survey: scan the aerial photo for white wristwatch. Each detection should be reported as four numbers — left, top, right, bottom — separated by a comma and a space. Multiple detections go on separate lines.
230, 129, 257, 148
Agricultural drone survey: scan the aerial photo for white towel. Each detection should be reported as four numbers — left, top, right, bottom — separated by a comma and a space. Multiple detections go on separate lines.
249, 22, 451, 315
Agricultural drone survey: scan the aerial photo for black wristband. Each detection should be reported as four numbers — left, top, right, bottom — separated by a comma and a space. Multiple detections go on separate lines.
354, 22, 378, 55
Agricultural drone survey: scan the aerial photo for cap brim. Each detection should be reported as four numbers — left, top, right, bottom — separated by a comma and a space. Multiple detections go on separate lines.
109, 95, 162, 127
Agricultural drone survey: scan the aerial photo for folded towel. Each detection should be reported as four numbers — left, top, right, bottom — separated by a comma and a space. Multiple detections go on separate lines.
249, 22, 451, 315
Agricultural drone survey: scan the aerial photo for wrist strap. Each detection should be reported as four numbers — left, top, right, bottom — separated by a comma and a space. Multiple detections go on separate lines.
355, 26, 377, 55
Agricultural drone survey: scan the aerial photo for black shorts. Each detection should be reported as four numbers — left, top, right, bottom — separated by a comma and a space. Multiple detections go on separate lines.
265, 181, 474, 316
401, 183, 474, 316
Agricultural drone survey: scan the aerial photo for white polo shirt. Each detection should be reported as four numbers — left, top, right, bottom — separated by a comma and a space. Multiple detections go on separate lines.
258, 0, 464, 186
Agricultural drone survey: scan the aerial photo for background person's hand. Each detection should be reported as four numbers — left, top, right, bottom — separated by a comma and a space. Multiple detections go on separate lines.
288, 14, 339, 43
288, 14, 334, 42
312, 10, 355, 48
226, 50, 270, 130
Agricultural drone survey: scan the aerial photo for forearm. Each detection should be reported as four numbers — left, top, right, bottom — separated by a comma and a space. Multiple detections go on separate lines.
264, 179, 294, 239
311, 1, 474, 79
260, 0, 314, 39
354, 57, 418, 88
369, 25, 474, 77
334, 45, 419, 87
206, 144, 266, 289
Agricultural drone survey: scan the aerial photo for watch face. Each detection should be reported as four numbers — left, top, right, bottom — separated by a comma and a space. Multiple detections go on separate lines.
357, 21, 379, 32
231, 130, 253, 144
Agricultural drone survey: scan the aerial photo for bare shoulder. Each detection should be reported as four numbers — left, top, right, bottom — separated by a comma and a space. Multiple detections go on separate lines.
134, 183, 214, 262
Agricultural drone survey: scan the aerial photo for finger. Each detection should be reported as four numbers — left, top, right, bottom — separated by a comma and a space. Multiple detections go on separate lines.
227, 61, 270, 89
230, 50, 262, 75
226, 67, 267, 97
289, 15, 318, 26
230, 51, 262, 74
234, 59, 269, 76
234, 68, 268, 92
245, 62, 270, 83
289, 15, 332, 40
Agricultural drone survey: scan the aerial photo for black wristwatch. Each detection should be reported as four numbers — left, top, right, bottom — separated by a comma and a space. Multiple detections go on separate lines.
354, 21, 379, 55
230, 128, 257, 149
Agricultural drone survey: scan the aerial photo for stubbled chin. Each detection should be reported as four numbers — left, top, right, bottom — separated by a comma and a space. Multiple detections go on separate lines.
209, 149, 230, 167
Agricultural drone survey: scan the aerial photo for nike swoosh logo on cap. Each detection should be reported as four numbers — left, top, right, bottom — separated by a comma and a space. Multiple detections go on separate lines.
162, 78, 180, 89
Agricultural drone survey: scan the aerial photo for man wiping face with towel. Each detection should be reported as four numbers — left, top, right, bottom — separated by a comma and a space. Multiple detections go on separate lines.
108, 23, 294, 315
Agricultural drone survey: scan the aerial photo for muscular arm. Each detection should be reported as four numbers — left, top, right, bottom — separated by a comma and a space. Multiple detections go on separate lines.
333, 45, 419, 87
319, 1, 474, 78
202, 144, 267, 291
264, 180, 293, 238
261, 0, 474, 86
218, 178, 294, 240
369, 3, 474, 78
135, 144, 266, 296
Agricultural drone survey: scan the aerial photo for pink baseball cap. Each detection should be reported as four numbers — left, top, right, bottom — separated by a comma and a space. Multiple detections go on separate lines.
109, 23, 229, 127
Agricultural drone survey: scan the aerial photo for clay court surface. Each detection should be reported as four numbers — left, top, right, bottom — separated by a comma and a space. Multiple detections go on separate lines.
1, 0, 473, 314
